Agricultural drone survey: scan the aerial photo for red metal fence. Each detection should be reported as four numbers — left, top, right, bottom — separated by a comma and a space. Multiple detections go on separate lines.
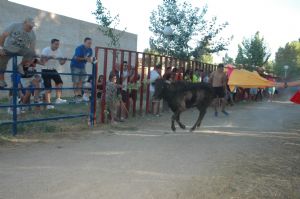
94, 46, 217, 123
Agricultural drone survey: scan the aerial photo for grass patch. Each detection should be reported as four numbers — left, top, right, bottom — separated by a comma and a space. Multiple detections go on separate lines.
0, 101, 90, 135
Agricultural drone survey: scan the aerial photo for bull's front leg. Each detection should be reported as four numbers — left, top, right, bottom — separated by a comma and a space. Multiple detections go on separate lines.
171, 114, 176, 131
190, 108, 207, 132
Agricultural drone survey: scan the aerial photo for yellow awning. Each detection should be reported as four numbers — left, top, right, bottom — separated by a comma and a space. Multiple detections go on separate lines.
228, 69, 275, 91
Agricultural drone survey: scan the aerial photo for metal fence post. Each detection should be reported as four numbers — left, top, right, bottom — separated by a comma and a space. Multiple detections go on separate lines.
12, 56, 18, 136
90, 61, 97, 127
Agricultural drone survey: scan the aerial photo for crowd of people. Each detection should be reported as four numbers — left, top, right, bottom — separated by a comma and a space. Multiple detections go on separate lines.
0, 17, 281, 124
0, 17, 94, 114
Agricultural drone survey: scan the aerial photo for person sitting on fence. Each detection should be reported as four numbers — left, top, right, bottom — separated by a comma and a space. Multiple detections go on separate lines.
106, 74, 122, 123
14, 61, 41, 113
41, 39, 67, 109
0, 17, 37, 88
70, 37, 93, 103
97, 75, 104, 99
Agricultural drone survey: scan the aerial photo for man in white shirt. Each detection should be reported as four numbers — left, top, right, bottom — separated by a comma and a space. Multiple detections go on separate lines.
41, 39, 66, 109
150, 64, 162, 116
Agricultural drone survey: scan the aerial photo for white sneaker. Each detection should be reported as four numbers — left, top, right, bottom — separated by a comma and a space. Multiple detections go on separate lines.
82, 94, 89, 102
55, 98, 67, 104
46, 105, 55, 109
7, 108, 21, 115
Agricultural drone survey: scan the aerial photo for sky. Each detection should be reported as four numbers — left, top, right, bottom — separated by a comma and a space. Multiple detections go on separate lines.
10, 0, 300, 63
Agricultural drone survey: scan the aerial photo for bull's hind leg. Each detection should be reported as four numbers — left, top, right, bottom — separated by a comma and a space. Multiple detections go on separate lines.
190, 108, 207, 131
176, 113, 186, 129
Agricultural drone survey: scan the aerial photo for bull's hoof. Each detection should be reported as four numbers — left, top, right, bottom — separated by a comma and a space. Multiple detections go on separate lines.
179, 124, 186, 129
189, 127, 195, 132
171, 126, 176, 132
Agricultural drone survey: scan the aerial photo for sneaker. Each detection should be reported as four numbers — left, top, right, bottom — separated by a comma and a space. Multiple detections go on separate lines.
7, 108, 21, 115
55, 98, 67, 104
74, 95, 83, 103
0, 80, 7, 88
46, 105, 55, 110
20, 107, 26, 114
222, 110, 229, 116
82, 94, 89, 102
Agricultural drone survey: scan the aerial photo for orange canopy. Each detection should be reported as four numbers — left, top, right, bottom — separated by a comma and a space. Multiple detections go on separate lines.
228, 69, 275, 91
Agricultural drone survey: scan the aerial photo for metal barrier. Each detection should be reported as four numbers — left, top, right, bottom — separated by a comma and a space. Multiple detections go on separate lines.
0, 56, 97, 135
0, 47, 217, 135
95, 46, 217, 123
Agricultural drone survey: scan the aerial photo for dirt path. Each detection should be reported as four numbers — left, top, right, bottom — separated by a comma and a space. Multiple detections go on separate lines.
0, 99, 300, 199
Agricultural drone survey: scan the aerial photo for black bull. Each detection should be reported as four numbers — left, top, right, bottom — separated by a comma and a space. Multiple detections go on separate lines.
153, 79, 214, 131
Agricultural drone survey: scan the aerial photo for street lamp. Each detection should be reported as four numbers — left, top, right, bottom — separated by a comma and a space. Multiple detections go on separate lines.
284, 65, 289, 79
163, 26, 173, 56
163, 26, 173, 36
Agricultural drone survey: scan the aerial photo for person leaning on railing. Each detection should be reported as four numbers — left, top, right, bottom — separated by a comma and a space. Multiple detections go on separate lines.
70, 37, 93, 103
0, 17, 37, 88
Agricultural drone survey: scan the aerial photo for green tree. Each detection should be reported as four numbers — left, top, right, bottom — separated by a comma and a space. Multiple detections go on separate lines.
274, 40, 300, 78
235, 32, 271, 70
149, 0, 231, 60
93, 0, 126, 48
198, 53, 213, 64
222, 53, 234, 65
265, 60, 275, 73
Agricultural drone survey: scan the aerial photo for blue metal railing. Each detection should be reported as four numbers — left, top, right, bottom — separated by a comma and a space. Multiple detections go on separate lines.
0, 56, 97, 135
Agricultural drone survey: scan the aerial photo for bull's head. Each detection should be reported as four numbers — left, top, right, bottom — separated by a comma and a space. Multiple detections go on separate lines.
153, 79, 171, 100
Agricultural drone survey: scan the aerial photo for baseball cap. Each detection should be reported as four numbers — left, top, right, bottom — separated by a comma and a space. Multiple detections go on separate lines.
24, 17, 36, 27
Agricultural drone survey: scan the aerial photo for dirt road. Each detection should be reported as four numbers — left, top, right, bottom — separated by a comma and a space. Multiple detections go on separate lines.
0, 99, 300, 199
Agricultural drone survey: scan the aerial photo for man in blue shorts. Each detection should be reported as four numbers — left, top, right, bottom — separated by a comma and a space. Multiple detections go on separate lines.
70, 37, 93, 102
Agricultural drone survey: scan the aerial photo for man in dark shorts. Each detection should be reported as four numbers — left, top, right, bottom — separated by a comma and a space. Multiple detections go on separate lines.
209, 63, 229, 116
41, 39, 67, 109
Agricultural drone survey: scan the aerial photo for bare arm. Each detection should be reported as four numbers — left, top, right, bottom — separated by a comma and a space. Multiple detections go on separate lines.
0, 32, 9, 55
0, 32, 9, 46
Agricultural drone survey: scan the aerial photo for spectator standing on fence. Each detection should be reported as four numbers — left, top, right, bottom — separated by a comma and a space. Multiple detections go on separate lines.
70, 37, 93, 103
0, 17, 37, 88
150, 64, 162, 116
209, 64, 229, 117
41, 39, 67, 109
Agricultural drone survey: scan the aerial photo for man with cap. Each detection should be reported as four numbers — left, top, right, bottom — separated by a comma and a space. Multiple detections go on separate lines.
0, 17, 37, 88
